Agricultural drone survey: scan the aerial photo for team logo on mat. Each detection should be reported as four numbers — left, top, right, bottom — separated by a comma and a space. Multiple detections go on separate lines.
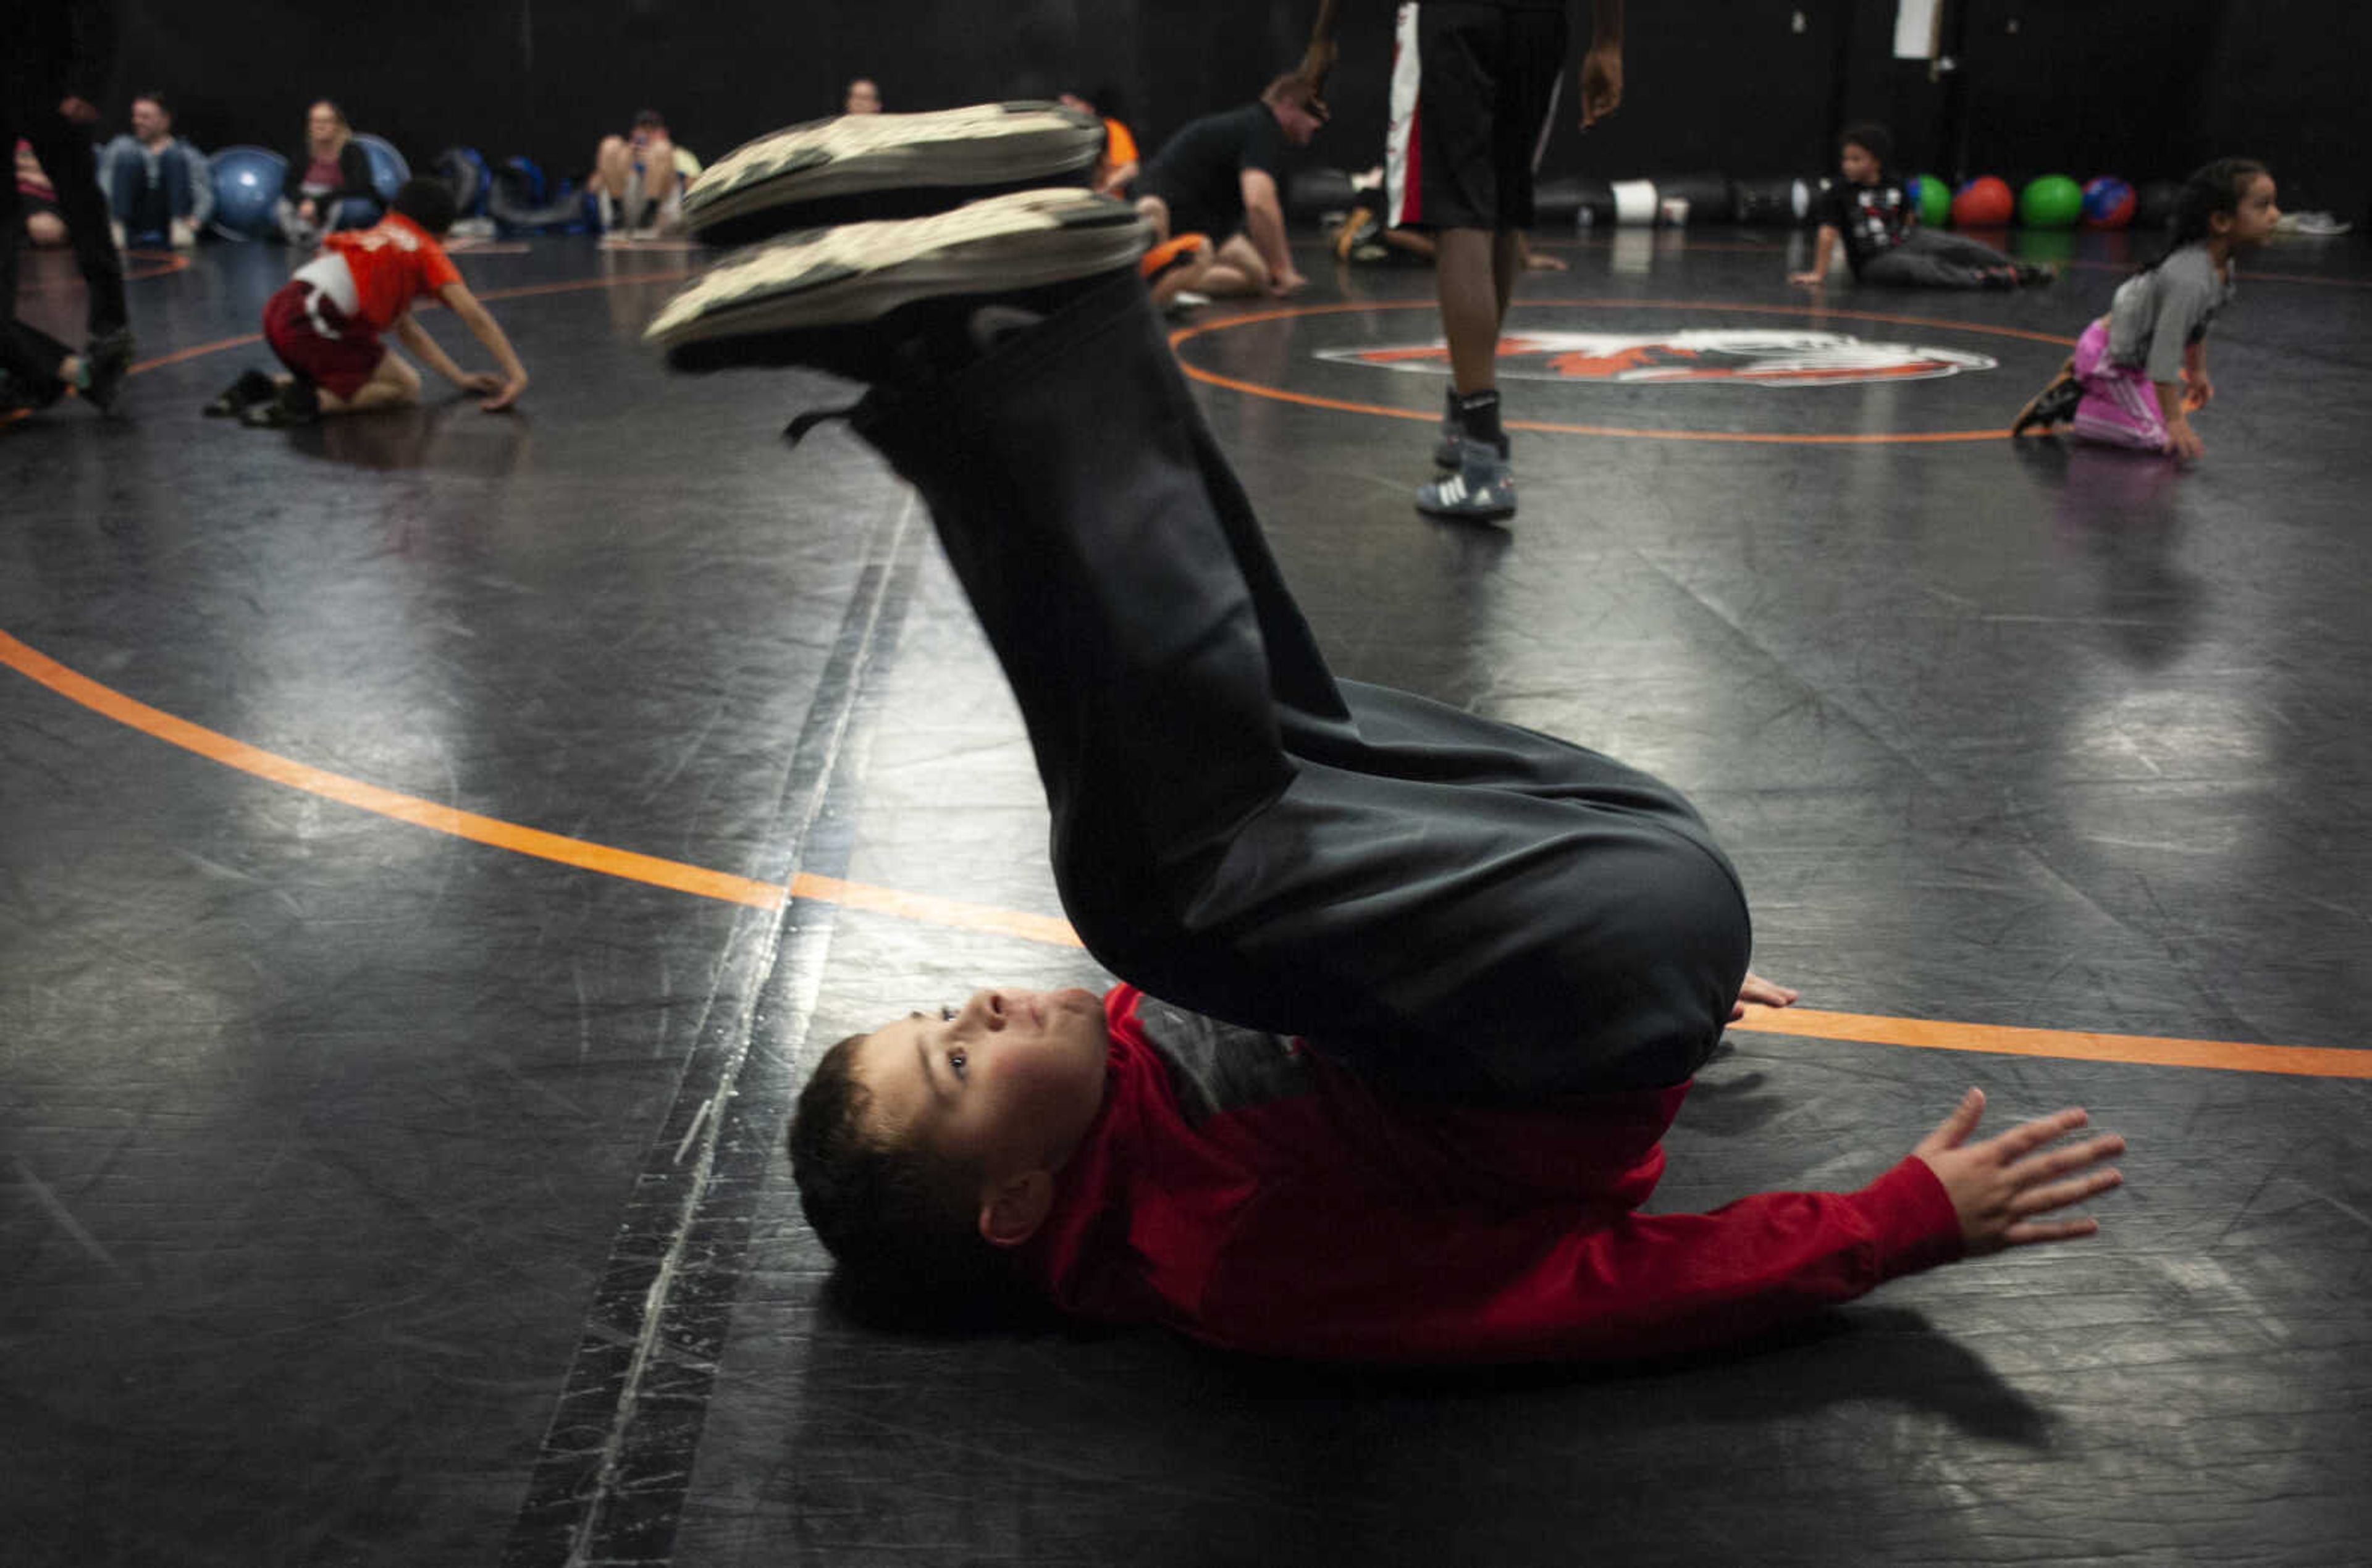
1318, 330, 1997, 387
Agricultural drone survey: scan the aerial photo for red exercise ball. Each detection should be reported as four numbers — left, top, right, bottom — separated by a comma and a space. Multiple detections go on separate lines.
1951, 175, 2014, 227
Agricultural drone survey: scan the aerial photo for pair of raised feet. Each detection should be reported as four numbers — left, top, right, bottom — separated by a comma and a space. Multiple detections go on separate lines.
642, 103, 1145, 387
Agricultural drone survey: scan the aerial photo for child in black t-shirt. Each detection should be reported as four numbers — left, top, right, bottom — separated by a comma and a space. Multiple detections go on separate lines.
1789, 123, 2052, 291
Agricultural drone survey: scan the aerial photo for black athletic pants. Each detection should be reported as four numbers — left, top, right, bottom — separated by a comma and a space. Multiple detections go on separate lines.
850, 275, 1751, 1098
2, 89, 130, 399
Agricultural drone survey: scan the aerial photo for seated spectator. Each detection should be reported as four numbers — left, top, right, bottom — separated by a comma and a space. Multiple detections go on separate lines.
1059, 88, 1138, 198
1133, 73, 1324, 307
15, 139, 67, 247
97, 91, 211, 249
590, 109, 702, 240
844, 77, 883, 115
278, 99, 377, 246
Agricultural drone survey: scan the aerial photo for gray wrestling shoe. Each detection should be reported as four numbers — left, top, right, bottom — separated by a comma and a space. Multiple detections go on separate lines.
1416, 437, 1517, 524
646, 188, 1150, 375
681, 103, 1106, 246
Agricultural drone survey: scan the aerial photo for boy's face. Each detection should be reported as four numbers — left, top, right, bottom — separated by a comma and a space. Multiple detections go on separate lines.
1840, 142, 1879, 184
132, 99, 169, 141
1276, 99, 1325, 146
852, 986, 1109, 1189
2218, 174, 2280, 250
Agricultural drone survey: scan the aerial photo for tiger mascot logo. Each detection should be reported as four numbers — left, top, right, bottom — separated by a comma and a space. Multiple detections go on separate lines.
1317, 330, 1996, 387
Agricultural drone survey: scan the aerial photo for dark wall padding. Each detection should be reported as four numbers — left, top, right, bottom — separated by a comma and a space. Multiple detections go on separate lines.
99, 2, 2370, 232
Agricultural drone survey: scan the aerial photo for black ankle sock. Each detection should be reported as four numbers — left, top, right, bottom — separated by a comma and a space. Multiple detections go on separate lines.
1455, 389, 1504, 447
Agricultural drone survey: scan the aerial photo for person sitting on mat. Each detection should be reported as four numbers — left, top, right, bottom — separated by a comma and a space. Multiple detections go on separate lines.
209, 176, 527, 426
96, 90, 211, 249
1132, 73, 1321, 309
2011, 157, 2276, 460
1789, 123, 2053, 292
277, 98, 377, 246
589, 108, 701, 241
641, 110, 2127, 1365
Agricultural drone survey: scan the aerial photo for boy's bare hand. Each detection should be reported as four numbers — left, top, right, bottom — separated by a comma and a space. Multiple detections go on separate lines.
480, 374, 528, 413
1913, 1089, 2124, 1256
1730, 970, 1799, 1021
458, 372, 505, 396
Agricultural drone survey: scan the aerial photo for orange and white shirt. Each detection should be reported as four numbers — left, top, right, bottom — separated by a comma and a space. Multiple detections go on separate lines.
292, 211, 463, 332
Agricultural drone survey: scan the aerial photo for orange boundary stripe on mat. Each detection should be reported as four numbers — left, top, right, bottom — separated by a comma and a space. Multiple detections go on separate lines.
1171, 297, 2075, 445
6, 626, 2361, 1077
0, 628, 784, 911
1735, 1005, 2372, 1080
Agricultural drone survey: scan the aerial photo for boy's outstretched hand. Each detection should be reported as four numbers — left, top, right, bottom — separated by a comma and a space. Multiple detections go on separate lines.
1730, 970, 1799, 1021
461, 372, 527, 412
1914, 1089, 2124, 1256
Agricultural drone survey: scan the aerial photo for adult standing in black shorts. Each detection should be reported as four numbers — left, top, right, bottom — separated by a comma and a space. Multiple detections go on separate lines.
2, 0, 133, 416
1132, 75, 1324, 310
1300, 0, 1623, 524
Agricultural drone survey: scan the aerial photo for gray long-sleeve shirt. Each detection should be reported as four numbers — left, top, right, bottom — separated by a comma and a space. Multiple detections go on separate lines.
2106, 245, 2235, 382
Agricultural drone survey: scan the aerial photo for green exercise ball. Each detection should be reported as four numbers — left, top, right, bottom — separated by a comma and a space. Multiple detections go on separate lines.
1909, 173, 1951, 227
2020, 174, 2083, 228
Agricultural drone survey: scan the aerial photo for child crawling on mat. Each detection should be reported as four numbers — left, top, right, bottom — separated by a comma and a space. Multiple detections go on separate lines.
2012, 157, 2277, 460
646, 103, 2127, 1367
207, 177, 529, 427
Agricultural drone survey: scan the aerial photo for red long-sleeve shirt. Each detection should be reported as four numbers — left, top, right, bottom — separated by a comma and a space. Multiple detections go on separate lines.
1019, 986, 1964, 1365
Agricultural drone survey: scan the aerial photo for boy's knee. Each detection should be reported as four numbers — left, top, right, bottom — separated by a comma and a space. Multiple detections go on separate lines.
381, 354, 422, 400
1135, 195, 1171, 242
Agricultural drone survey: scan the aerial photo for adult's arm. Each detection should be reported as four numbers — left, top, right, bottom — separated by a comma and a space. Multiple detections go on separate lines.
184, 141, 215, 230
1294, 0, 1343, 104
1579, 0, 1624, 128
1239, 167, 1301, 293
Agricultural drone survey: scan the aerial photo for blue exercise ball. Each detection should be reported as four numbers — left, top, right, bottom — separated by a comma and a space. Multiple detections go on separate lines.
352, 133, 411, 201
209, 145, 288, 240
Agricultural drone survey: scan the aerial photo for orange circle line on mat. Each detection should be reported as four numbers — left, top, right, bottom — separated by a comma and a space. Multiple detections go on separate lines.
1171, 297, 2077, 445
2, 624, 2362, 1080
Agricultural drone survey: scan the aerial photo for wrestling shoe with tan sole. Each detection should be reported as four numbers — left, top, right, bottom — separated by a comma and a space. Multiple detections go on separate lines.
680, 102, 1107, 247
646, 188, 1150, 376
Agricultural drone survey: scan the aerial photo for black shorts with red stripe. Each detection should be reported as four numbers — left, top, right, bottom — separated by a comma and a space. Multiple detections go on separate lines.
1386, 1, 1569, 232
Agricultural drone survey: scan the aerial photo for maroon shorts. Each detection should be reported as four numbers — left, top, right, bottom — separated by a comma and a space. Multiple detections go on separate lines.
261, 279, 385, 401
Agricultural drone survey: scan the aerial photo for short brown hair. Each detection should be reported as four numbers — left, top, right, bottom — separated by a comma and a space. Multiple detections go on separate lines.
787, 1031, 1020, 1317
1261, 72, 1323, 117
